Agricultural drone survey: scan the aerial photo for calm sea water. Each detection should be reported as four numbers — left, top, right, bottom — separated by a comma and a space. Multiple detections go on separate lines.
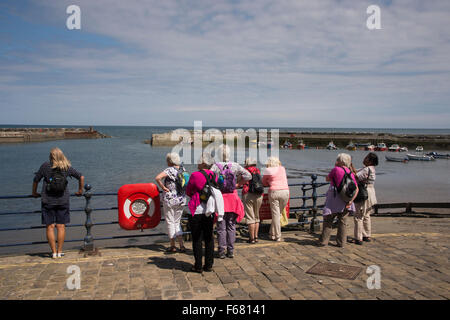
0, 126, 449, 255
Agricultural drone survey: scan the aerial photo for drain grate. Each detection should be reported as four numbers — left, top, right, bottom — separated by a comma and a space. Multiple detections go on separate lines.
306, 262, 362, 280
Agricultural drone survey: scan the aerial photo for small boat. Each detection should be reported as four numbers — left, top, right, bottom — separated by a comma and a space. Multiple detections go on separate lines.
399, 146, 408, 152
297, 140, 306, 150
407, 154, 435, 161
282, 141, 292, 149
375, 143, 387, 151
388, 144, 400, 152
385, 155, 408, 162
346, 141, 356, 151
416, 146, 424, 152
365, 144, 375, 151
355, 142, 371, 149
326, 141, 337, 150
426, 152, 450, 159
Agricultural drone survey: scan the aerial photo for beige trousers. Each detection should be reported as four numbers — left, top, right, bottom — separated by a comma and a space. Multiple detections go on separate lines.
243, 192, 263, 224
354, 185, 376, 241
320, 210, 349, 247
268, 189, 289, 240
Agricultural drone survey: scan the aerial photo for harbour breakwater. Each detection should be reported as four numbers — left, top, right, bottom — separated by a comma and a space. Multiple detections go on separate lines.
0, 127, 110, 143
148, 130, 450, 150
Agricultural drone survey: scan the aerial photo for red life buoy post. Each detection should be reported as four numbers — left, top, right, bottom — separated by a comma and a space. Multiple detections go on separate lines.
118, 183, 161, 230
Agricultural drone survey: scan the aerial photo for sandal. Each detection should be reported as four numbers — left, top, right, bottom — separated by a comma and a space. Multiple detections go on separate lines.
166, 246, 177, 253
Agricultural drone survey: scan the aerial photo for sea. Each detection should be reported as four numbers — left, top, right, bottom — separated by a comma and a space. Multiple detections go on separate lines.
0, 125, 449, 255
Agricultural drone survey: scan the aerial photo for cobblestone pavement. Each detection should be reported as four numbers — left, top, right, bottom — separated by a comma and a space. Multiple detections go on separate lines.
0, 217, 449, 300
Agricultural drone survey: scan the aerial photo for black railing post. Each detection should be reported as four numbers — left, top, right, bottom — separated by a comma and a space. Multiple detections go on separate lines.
309, 175, 321, 233
298, 184, 308, 229
80, 184, 100, 256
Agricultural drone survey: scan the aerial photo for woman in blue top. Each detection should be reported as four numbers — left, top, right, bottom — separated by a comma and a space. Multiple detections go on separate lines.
32, 148, 84, 259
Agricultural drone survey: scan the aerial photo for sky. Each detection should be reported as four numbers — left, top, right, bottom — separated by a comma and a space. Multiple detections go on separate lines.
0, 0, 449, 128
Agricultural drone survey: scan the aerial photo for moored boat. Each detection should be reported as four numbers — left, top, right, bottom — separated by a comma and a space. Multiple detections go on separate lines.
388, 144, 400, 152
426, 152, 450, 159
416, 146, 424, 152
365, 144, 375, 151
326, 141, 337, 150
385, 155, 408, 162
399, 146, 408, 152
375, 143, 387, 151
407, 154, 435, 161
297, 140, 306, 150
346, 141, 356, 151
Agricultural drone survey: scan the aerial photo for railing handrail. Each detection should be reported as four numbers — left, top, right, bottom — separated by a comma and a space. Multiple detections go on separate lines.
0, 181, 330, 200
0, 176, 330, 250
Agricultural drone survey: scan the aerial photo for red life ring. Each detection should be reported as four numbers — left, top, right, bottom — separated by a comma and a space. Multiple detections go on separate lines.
118, 183, 161, 230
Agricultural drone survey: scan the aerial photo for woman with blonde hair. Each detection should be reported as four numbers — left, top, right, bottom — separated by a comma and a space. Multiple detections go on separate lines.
32, 147, 84, 259
155, 152, 187, 253
262, 157, 289, 242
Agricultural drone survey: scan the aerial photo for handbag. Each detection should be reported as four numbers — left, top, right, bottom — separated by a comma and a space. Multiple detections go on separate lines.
354, 168, 371, 203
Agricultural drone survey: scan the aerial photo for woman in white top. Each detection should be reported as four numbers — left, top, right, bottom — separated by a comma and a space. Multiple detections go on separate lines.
155, 153, 187, 253
353, 152, 378, 245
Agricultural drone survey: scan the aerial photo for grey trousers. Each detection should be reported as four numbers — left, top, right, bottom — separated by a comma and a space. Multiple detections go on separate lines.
217, 212, 237, 254
320, 210, 349, 247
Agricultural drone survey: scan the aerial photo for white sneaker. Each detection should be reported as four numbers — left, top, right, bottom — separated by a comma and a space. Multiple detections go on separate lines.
52, 253, 57, 259
57, 252, 64, 258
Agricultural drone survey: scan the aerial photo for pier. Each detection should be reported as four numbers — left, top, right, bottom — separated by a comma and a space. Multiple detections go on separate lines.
150, 130, 450, 150
0, 127, 110, 143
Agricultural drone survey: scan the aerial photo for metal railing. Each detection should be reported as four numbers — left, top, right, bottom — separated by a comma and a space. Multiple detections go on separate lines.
0, 175, 329, 253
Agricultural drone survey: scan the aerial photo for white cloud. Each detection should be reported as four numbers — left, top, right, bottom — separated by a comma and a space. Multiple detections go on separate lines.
1, 0, 449, 127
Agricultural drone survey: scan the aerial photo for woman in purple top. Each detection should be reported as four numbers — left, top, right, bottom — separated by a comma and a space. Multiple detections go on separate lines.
319, 153, 359, 248
185, 153, 218, 273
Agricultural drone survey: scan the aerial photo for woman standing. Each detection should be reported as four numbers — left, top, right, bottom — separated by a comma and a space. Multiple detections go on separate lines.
32, 148, 84, 259
242, 157, 264, 244
353, 153, 378, 245
262, 157, 289, 242
210, 145, 251, 259
319, 153, 358, 248
185, 153, 218, 273
155, 153, 187, 253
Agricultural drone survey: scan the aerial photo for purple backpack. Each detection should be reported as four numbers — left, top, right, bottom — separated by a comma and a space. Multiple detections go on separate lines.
216, 162, 236, 193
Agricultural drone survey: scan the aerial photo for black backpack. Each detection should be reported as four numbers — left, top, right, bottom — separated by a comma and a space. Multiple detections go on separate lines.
354, 168, 371, 203
46, 168, 68, 196
174, 164, 189, 195
199, 170, 217, 203
333, 167, 357, 203
248, 172, 264, 194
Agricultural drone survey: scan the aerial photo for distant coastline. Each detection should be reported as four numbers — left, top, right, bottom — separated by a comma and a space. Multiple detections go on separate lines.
0, 127, 110, 143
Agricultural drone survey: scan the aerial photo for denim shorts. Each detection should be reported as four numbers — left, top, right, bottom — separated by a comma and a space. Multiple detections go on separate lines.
41, 203, 70, 225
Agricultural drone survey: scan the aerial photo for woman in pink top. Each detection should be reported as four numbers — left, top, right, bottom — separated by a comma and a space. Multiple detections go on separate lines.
262, 157, 289, 241
319, 153, 359, 248
185, 153, 218, 273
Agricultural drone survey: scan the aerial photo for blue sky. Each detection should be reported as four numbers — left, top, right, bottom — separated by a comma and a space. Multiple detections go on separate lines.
0, 0, 449, 128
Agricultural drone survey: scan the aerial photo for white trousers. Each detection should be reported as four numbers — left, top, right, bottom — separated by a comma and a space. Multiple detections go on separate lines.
163, 203, 184, 239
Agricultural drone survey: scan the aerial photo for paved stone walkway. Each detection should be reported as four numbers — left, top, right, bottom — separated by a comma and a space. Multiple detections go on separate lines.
0, 217, 449, 300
